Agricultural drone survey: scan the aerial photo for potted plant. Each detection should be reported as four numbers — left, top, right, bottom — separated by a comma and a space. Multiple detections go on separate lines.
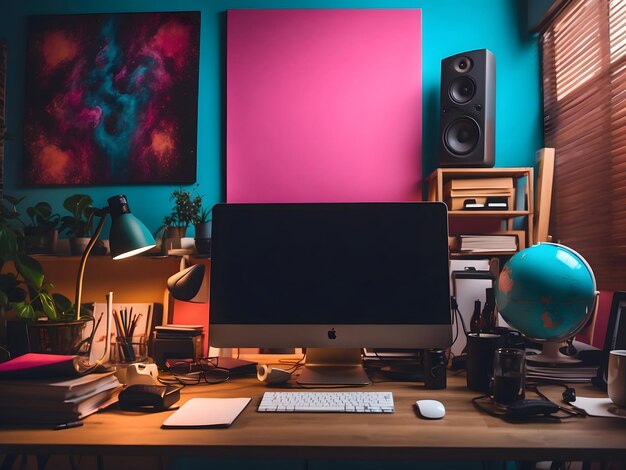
160, 187, 203, 253
194, 206, 212, 257
165, 187, 203, 238
61, 194, 96, 255
1, 196, 90, 355
24, 201, 60, 254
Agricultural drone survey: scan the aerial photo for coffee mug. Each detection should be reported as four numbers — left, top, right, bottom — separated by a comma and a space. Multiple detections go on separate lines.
466, 333, 502, 392
608, 350, 626, 407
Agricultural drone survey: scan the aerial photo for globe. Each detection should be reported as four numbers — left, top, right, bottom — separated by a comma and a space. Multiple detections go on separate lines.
495, 243, 597, 363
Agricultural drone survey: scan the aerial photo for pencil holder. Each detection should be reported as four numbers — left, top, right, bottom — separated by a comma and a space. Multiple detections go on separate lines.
112, 335, 148, 364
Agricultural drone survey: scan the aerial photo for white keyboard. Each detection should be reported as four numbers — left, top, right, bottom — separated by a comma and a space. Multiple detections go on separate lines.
258, 391, 394, 413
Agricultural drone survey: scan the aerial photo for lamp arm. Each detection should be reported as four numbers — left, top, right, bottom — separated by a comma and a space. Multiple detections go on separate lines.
74, 209, 109, 320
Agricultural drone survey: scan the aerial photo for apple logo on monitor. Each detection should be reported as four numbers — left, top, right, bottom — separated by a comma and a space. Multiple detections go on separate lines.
328, 328, 337, 340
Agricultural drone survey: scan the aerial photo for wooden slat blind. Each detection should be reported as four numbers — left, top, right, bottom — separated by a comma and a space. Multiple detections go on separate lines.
542, 0, 626, 291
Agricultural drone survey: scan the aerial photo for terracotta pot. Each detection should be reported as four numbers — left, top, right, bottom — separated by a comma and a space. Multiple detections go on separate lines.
166, 226, 187, 239
69, 236, 91, 256
162, 226, 187, 252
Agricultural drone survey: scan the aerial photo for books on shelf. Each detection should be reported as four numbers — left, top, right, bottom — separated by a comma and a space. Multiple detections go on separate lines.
444, 177, 516, 211
0, 370, 121, 426
445, 177, 514, 190
452, 234, 519, 253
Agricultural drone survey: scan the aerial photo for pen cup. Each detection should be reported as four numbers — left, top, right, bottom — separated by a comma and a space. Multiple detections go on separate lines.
113, 335, 150, 385
113, 335, 148, 364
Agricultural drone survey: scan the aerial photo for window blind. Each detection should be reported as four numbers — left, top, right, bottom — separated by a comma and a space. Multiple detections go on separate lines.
542, 0, 626, 291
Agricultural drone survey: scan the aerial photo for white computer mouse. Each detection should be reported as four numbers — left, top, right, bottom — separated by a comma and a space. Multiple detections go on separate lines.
416, 399, 446, 419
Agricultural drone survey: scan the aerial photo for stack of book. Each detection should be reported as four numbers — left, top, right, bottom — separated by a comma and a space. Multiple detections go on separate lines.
153, 324, 205, 368
454, 233, 519, 253
445, 177, 515, 210
154, 324, 204, 339
525, 363, 599, 383
0, 369, 121, 427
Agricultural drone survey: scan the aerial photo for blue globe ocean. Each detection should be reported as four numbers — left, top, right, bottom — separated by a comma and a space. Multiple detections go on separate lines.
495, 243, 596, 342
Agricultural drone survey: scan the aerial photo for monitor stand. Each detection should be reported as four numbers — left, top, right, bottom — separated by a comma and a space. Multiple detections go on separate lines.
296, 348, 370, 386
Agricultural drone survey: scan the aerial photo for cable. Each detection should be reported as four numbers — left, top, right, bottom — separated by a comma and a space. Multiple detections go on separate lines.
526, 382, 587, 418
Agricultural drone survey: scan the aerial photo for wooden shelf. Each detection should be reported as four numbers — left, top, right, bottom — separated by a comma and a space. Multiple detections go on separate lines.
447, 210, 531, 217
30, 254, 183, 305
427, 167, 534, 256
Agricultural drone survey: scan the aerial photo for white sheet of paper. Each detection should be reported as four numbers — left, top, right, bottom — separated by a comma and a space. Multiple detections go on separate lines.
574, 396, 626, 419
162, 397, 251, 428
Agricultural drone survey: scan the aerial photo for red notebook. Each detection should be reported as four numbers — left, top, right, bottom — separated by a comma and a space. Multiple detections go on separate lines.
0, 353, 92, 379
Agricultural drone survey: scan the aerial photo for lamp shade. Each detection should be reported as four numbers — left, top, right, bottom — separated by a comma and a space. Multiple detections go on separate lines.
167, 264, 209, 303
107, 195, 156, 259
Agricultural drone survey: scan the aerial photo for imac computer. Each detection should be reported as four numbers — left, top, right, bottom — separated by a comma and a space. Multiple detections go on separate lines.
208, 202, 453, 386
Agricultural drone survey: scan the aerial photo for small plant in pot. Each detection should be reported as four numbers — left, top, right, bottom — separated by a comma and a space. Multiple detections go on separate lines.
61, 194, 104, 256
166, 187, 203, 238
160, 187, 202, 253
194, 207, 212, 257
24, 201, 60, 254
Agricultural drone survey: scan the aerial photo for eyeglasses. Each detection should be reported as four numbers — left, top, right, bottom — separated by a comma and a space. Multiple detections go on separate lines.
162, 358, 230, 386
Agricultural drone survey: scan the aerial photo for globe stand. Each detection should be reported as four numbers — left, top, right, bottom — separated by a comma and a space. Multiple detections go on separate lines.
526, 341, 581, 366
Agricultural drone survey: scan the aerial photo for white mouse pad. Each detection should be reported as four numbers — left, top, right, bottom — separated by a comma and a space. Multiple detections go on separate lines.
162, 397, 251, 428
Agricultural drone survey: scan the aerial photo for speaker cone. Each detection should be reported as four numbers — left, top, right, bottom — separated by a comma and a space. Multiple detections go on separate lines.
453, 57, 473, 73
449, 76, 476, 104
443, 117, 480, 156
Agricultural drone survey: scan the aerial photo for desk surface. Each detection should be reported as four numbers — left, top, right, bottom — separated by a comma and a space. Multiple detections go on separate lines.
1, 361, 625, 463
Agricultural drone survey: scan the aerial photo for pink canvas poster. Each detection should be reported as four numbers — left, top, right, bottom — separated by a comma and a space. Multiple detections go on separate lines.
226, 9, 422, 203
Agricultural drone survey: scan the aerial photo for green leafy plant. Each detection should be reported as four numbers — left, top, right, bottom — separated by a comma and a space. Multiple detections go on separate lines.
164, 187, 203, 229
61, 194, 94, 238
196, 207, 212, 224
0, 196, 74, 322
26, 202, 60, 234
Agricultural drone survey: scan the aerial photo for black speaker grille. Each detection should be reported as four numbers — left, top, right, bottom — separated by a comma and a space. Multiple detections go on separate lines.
449, 76, 476, 104
443, 117, 480, 156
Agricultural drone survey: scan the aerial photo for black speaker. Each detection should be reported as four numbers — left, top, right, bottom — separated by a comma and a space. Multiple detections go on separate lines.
439, 49, 495, 167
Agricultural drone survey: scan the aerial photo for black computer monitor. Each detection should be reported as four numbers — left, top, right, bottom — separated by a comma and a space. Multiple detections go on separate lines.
209, 202, 453, 385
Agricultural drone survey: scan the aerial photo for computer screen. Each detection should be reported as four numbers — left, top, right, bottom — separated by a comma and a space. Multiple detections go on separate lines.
209, 202, 453, 384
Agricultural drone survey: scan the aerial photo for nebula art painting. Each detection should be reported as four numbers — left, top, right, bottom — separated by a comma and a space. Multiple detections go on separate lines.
23, 11, 200, 186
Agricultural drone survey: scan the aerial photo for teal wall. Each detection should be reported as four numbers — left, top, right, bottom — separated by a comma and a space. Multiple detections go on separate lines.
0, 0, 542, 237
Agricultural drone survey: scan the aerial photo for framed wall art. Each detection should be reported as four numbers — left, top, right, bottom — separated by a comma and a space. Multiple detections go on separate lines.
23, 11, 200, 186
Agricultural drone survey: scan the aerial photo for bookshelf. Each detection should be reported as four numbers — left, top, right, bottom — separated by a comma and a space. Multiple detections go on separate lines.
426, 167, 534, 257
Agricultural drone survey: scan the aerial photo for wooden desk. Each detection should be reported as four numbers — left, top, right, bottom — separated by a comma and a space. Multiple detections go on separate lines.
0, 371, 625, 464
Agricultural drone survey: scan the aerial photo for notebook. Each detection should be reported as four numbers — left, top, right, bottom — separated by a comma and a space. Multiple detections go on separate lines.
0, 353, 94, 379
161, 397, 251, 428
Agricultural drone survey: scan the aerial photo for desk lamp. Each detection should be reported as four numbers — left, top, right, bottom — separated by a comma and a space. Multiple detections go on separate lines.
74, 195, 155, 320
167, 264, 208, 303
